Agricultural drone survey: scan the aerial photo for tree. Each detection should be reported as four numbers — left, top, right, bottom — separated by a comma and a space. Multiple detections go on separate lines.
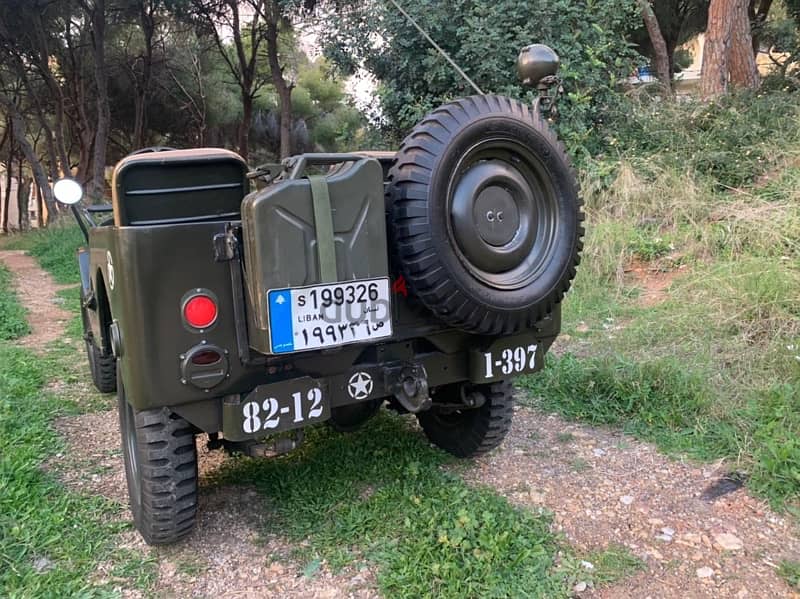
186, 0, 269, 160
629, 0, 710, 76
701, 0, 760, 97
79, 0, 112, 201
638, 0, 673, 92
321, 0, 642, 156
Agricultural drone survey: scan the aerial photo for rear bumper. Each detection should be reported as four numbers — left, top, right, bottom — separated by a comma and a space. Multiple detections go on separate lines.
219, 329, 553, 442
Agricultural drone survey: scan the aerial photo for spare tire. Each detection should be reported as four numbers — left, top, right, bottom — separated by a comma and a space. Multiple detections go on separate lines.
388, 95, 583, 335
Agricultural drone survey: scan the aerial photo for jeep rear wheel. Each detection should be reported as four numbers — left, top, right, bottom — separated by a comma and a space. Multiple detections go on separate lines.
118, 366, 198, 545
389, 95, 584, 335
417, 380, 513, 458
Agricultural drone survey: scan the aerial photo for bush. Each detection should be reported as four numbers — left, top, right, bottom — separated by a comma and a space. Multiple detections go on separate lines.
597, 89, 800, 188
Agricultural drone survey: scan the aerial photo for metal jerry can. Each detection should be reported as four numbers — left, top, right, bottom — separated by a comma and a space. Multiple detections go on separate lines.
240, 155, 390, 354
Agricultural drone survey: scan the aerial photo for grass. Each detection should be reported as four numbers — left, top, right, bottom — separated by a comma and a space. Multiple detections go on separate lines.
524, 89, 800, 510
0, 343, 155, 596
0, 232, 156, 596
218, 418, 563, 598
778, 560, 800, 590
0, 226, 642, 598
0, 265, 28, 341
215, 415, 638, 598
1, 223, 84, 284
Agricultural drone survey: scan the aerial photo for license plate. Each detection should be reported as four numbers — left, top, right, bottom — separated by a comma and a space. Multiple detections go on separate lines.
472, 342, 543, 381
240, 379, 328, 435
267, 277, 393, 354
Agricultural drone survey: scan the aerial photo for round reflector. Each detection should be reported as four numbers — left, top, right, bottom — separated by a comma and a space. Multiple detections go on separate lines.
183, 295, 217, 329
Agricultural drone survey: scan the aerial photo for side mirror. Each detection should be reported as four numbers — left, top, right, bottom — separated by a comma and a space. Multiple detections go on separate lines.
53, 178, 84, 205
517, 44, 560, 87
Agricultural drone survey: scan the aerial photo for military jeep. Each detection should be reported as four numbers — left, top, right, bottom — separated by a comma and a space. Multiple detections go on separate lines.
55, 45, 583, 545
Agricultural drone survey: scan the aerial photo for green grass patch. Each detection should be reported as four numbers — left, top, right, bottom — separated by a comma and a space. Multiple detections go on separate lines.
217, 416, 578, 598
778, 560, 800, 590
0, 265, 28, 341
0, 343, 155, 596
2, 224, 84, 285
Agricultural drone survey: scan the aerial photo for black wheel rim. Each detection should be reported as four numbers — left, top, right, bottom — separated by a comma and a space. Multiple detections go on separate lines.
447, 137, 559, 290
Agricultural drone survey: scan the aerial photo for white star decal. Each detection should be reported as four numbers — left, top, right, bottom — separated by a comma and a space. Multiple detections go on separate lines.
347, 371, 373, 400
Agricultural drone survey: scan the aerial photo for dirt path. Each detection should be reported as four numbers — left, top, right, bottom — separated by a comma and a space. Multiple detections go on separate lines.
0, 250, 74, 349
467, 407, 800, 598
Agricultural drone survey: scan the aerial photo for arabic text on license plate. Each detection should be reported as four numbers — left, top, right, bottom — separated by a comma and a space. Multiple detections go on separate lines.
268, 278, 392, 353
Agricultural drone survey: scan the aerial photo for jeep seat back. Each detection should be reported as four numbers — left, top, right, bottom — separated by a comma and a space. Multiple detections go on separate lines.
111, 148, 248, 226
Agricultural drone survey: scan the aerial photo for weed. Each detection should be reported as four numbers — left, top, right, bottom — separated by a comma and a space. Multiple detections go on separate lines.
778, 560, 800, 590
0, 265, 28, 341
628, 230, 673, 262
558, 545, 644, 588
570, 458, 591, 473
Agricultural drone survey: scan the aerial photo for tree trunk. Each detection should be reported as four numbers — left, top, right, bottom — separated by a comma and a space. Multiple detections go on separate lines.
265, 16, 293, 159
638, 0, 672, 94
133, 0, 156, 149
749, 0, 773, 54
730, 0, 761, 88
17, 166, 30, 233
2, 137, 11, 234
701, 0, 735, 98
87, 0, 110, 202
36, 183, 45, 227
239, 89, 252, 161
2, 100, 58, 220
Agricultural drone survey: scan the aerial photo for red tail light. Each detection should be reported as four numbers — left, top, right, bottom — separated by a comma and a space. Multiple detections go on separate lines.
183, 294, 217, 329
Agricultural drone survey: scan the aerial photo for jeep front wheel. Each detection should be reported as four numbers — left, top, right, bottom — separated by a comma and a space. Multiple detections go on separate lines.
80, 295, 116, 393
417, 381, 513, 458
118, 366, 198, 544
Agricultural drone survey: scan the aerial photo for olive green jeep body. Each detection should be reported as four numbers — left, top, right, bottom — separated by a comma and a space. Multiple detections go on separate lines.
67, 46, 583, 545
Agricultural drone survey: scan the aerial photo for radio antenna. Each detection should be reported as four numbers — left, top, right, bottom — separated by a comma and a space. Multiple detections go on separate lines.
386, 0, 484, 96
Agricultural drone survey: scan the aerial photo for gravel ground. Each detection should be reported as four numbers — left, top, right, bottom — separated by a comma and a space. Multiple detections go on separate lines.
465, 407, 800, 598
0, 250, 74, 349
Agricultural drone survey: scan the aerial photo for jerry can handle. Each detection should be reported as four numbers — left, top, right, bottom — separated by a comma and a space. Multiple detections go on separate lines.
284, 153, 365, 180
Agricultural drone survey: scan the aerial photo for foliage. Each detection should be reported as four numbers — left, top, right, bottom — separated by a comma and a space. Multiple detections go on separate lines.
0, 264, 27, 340
522, 86, 800, 510
598, 89, 800, 188
778, 560, 800, 590
322, 0, 642, 157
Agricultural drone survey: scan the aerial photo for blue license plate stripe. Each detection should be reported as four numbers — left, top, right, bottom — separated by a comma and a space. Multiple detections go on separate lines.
268, 289, 294, 353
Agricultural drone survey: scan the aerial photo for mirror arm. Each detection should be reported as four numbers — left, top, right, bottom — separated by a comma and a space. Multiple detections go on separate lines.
70, 204, 92, 243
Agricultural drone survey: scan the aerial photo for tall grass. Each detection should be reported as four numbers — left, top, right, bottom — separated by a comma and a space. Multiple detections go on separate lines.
543, 89, 800, 508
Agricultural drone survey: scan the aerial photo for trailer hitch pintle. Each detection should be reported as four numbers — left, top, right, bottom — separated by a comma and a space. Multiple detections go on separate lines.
385, 363, 431, 413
